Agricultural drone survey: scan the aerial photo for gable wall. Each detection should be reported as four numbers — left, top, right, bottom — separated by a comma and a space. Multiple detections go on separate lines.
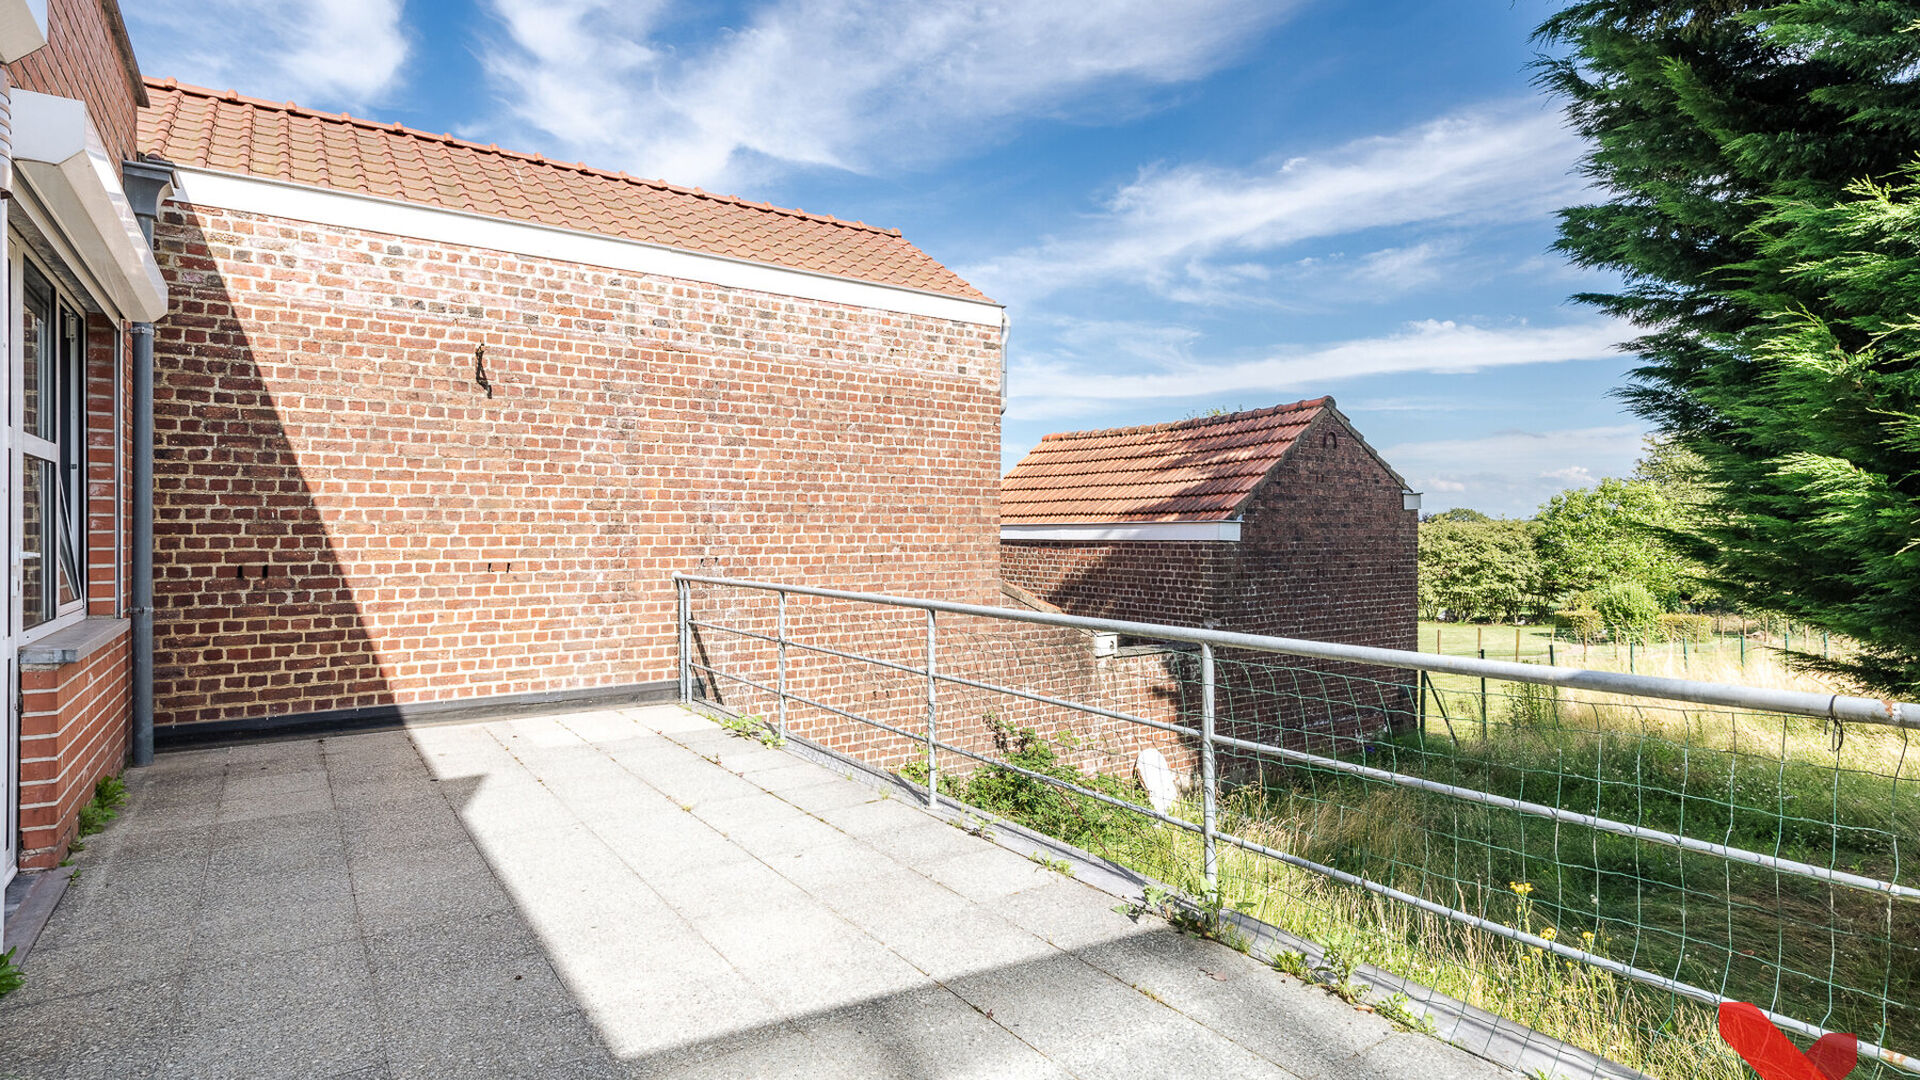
147, 199, 1004, 732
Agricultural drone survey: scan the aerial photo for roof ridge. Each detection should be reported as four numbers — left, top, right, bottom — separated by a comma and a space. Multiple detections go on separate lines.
1035, 397, 1331, 443
142, 77, 906, 239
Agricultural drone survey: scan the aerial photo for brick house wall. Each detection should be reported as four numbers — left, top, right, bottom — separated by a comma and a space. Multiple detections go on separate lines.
17, 629, 129, 868
5, 0, 141, 171
147, 200, 1004, 734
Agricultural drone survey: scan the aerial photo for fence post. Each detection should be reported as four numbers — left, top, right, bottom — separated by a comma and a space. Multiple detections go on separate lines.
1417, 670, 1428, 748
1548, 641, 1556, 667
925, 609, 939, 811
776, 590, 789, 740
677, 577, 691, 705
1200, 643, 1219, 894
1478, 648, 1488, 739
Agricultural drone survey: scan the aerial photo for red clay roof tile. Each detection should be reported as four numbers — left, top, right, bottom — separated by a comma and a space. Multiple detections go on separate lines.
138, 79, 989, 303
1001, 398, 1335, 524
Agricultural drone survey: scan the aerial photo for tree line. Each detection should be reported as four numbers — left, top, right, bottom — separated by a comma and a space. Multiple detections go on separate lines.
1419, 440, 1714, 642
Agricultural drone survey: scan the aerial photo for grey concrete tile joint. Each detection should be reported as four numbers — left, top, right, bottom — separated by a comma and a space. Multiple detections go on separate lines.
0, 706, 1519, 1080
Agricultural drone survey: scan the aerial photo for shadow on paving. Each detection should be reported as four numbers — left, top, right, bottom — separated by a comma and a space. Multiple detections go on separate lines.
0, 707, 1506, 1080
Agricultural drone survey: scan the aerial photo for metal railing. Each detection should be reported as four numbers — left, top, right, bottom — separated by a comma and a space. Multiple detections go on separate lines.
674, 573, 1919, 1076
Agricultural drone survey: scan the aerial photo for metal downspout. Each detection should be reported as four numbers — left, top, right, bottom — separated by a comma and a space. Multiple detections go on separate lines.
129, 322, 153, 766
122, 160, 174, 768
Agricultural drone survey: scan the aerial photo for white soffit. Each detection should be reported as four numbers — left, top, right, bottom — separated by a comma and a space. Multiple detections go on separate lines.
0, 0, 47, 63
12, 90, 168, 322
1000, 522, 1243, 543
168, 167, 1006, 327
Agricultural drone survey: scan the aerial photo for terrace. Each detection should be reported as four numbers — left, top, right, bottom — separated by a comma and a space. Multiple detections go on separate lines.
0, 704, 1501, 1080
3, 574, 1915, 1080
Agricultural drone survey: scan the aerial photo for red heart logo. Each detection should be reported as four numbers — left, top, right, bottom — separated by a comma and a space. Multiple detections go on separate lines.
1718, 1002, 1858, 1080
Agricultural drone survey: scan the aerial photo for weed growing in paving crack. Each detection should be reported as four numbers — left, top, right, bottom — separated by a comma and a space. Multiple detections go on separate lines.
75, 774, 127, 841
1027, 852, 1074, 876
717, 714, 785, 749
1117, 884, 1248, 952
0, 948, 22, 999
1376, 993, 1438, 1036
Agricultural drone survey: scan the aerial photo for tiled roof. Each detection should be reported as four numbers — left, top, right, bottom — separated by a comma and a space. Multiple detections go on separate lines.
137, 79, 990, 302
1001, 398, 1336, 524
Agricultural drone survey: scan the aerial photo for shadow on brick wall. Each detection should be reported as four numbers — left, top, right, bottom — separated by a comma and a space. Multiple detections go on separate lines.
147, 210, 396, 734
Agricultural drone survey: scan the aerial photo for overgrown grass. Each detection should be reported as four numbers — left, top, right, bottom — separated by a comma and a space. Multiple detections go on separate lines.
931, 686, 1918, 1080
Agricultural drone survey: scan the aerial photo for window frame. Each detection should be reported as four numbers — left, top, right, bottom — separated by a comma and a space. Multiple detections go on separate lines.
12, 242, 92, 640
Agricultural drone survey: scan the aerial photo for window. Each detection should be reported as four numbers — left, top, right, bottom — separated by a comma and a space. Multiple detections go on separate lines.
15, 257, 87, 630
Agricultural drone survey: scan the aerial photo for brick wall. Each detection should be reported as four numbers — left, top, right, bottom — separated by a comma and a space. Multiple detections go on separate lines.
148, 201, 1004, 732
17, 630, 131, 868
1001, 412, 1419, 752
5, 0, 140, 172
85, 311, 125, 616
1002, 413, 1416, 644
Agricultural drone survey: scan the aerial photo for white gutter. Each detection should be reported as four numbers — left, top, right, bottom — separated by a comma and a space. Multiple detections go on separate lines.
11, 90, 168, 322
167, 166, 1004, 327
1000, 521, 1242, 543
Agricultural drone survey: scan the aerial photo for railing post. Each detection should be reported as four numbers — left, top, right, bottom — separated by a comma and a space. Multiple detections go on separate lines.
925, 609, 939, 810
776, 590, 789, 739
1200, 643, 1219, 893
677, 577, 691, 704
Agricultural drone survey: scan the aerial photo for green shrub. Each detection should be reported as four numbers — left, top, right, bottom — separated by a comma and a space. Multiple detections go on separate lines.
951, 719, 1151, 853
1587, 582, 1663, 644
1553, 608, 1603, 642
1658, 613, 1712, 643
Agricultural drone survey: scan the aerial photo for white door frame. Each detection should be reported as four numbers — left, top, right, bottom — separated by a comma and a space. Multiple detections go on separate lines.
3, 198, 18, 903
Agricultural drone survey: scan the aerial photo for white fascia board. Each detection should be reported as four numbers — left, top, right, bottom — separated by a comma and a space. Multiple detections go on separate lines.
11, 90, 169, 322
0, 0, 48, 63
1000, 521, 1243, 543
169, 166, 1006, 327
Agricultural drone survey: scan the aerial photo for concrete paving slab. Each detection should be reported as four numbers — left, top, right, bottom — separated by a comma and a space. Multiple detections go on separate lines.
157, 941, 384, 1080
919, 844, 1061, 903
791, 985, 1075, 1080
0, 976, 183, 1080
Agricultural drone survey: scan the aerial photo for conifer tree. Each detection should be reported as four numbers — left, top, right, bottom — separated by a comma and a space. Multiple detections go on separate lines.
1536, 1, 1920, 692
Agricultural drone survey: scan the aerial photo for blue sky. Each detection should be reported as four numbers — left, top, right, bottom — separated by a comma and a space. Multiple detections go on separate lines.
126, 0, 1644, 518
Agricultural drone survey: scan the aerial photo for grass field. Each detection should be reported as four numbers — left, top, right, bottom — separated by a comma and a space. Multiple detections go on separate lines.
935, 639, 1919, 1080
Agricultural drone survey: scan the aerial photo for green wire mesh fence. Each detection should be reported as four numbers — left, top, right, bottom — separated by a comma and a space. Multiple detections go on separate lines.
676, 575, 1919, 1080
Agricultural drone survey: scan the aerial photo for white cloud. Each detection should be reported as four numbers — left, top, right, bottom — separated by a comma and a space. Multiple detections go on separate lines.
964, 99, 1586, 305
128, 1, 409, 106
477, 0, 1296, 188
1348, 241, 1461, 292
1542, 465, 1596, 485
1385, 425, 1649, 518
1007, 317, 1624, 421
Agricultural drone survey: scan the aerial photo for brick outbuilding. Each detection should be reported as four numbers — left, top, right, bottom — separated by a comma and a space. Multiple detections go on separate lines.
1000, 399, 1421, 748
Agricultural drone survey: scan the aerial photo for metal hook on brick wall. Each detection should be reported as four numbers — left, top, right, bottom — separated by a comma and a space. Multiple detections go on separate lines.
474, 343, 493, 398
